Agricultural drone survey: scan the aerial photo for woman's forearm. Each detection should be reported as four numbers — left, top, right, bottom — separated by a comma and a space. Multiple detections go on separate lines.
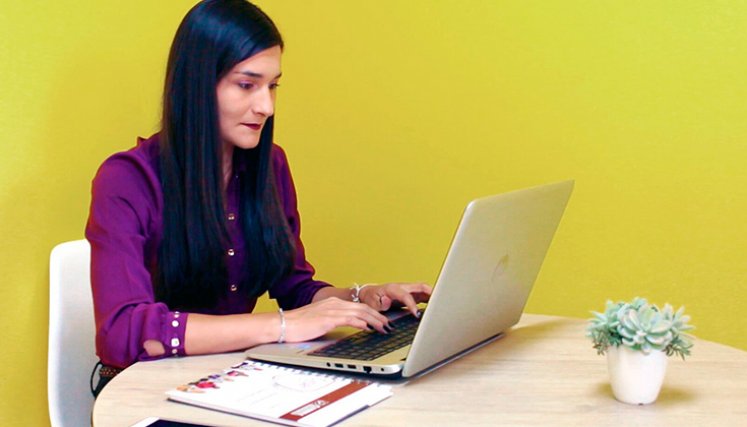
183, 312, 281, 355
311, 286, 353, 302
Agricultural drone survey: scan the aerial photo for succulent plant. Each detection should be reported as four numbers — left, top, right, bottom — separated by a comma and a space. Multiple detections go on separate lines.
587, 297, 694, 359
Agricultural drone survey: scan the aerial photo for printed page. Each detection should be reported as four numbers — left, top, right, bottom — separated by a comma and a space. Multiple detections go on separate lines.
166, 361, 392, 427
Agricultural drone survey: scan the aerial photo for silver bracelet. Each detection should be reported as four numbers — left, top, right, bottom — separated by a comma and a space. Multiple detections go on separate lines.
277, 308, 286, 343
351, 283, 369, 303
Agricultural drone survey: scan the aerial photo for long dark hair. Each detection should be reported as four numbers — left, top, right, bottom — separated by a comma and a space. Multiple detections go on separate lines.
156, 0, 295, 310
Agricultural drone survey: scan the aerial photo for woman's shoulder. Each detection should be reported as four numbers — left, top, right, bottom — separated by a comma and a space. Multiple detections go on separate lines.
271, 142, 289, 166
92, 133, 161, 200
270, 142, 293, 179
96, 133, 159, 177
270, 143, 297, 207
99, 132, 159, 170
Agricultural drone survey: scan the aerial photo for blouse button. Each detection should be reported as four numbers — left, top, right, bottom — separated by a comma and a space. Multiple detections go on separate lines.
172, 348, 178, 355
227, 249, 235, 256
172, 320, 180, 328
227, 213, 236, 221
229, 284, 238, 292
170, 338, 180, 348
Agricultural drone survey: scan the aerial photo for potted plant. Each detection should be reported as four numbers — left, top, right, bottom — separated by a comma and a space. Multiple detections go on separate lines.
587, 297, 694, 405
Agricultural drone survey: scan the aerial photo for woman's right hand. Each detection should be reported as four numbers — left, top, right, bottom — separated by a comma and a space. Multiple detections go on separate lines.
281, 297, 391, 342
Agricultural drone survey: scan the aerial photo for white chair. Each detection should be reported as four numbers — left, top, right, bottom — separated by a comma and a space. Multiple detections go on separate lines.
48, 239, 96, 427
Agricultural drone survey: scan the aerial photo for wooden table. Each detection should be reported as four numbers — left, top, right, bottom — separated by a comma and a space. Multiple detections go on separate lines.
93, 314, 747, 426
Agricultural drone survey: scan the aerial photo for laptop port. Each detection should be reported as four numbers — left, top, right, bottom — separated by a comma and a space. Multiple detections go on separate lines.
347, 364, 356, 369
334, 363, 343, 368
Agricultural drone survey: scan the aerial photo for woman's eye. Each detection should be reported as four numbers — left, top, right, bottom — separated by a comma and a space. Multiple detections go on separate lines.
238, 82, 253, 90
270, 82, 280, 90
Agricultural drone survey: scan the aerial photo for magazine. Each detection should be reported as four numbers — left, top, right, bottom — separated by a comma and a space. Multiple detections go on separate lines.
166, 360, 392, 427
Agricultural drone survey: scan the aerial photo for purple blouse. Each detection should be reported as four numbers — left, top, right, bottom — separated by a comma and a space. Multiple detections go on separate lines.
86, 133, 331, 368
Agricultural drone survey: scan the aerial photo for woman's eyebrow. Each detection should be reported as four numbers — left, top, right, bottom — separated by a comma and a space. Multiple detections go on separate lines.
235, 70, 282, 79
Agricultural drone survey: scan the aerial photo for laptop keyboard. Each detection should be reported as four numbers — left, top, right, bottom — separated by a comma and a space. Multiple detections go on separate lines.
308, 313, 421, 361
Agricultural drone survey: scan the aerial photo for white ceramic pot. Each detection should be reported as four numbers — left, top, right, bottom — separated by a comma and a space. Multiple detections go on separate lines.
606, 345, 668, 405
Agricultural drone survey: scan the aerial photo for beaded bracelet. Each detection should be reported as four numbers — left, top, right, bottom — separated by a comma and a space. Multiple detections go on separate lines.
277, 308, 286, 343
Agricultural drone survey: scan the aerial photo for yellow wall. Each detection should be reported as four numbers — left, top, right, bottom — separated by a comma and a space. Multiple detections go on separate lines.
2, 1, 746, 425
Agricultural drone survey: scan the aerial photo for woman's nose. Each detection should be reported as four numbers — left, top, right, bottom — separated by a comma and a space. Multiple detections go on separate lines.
252, 87, 274, 117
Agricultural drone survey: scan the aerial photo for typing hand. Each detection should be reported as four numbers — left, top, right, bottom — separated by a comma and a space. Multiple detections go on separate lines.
358, 283, 432, 316
282, 297, 390, 342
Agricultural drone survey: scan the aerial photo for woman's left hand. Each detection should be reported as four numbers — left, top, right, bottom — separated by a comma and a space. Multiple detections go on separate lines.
358, 283, 432, 316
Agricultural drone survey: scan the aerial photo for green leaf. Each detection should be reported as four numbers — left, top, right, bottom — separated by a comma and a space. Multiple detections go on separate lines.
587, 297, 694, 360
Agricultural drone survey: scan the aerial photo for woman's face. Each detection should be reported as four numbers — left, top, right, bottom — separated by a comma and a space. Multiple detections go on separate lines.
216, 45, 282, 151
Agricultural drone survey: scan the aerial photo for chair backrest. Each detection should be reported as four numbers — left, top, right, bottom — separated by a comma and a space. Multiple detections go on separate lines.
48, 239, 95, 427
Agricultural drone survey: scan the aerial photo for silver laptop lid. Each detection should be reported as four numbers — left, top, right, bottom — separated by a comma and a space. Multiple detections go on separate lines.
246, 181, 573, 378
403, 180, 573, 377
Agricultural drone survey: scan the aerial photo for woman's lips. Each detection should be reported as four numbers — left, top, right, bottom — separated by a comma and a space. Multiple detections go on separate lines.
242, 123, 261, 131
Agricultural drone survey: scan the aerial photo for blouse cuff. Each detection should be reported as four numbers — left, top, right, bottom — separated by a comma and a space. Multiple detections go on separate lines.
163, 310, 188, 357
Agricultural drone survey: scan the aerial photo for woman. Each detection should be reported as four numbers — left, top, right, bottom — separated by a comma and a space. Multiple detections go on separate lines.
86, 0, 431, 394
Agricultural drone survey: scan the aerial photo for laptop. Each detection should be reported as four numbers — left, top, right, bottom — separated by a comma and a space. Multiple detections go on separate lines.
247, 180, 574, 379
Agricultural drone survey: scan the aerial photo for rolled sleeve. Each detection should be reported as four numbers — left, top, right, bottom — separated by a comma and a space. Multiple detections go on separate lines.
268, 145, 332, 309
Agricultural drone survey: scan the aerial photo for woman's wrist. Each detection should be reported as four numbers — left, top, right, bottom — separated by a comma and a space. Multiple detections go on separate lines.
277, 308, 286, 343
356, 284, 384, 307
350, 283, 371, 303
311, 286, 352, 303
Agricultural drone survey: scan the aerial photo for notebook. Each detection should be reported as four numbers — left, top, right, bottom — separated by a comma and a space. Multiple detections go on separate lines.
247, 180, 574, 379
166, 360, 392, 427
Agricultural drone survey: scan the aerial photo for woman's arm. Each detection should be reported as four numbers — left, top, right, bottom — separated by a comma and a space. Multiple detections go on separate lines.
88, 148, 189, 368
181, 281, 434, 355
179, 296, 392, 355
182, 312, 279, 355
